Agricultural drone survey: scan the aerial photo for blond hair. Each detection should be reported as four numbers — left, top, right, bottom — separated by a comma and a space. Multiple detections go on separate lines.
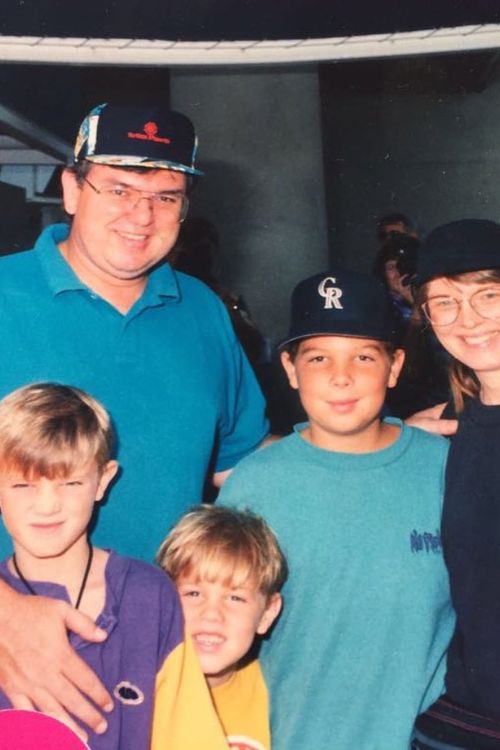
418, 269, 500, 413
157, 505, 287, 597
0, 382, 114, 478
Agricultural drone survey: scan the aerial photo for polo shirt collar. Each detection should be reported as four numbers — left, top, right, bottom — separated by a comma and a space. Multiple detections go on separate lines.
37, 223, 181, 304
143, 258, 180, 304
37, 223, 86, 295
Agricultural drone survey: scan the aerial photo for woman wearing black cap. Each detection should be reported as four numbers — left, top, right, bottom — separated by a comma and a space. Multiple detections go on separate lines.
410, 219, 500, 750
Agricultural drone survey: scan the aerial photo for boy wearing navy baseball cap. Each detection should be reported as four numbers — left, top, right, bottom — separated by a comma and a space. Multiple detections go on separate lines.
218, 269, 455, 750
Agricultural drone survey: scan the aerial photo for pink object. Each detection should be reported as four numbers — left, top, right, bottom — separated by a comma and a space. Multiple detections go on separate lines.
0, 709, 88, 749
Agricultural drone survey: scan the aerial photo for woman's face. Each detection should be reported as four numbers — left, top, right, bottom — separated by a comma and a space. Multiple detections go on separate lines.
425, 276, 500, 381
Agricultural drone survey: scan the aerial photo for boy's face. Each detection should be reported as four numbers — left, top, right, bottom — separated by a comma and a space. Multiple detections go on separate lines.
177, 574, 282, 688
281, 335, 404, 453
0, 460, 117, 568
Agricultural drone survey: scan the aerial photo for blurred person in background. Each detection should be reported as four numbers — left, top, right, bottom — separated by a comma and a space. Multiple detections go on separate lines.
374, 233, 450, 418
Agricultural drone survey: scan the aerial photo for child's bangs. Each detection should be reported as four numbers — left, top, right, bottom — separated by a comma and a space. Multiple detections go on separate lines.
181, 543, 257, 590
0, 437, 99, 480
158, 505, 288, 596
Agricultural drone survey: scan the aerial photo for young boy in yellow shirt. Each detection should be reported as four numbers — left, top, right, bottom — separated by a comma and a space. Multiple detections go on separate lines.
157, 504, 287, 750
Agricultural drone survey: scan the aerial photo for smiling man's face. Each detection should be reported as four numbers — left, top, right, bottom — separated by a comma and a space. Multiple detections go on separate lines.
61, 164, 187, 292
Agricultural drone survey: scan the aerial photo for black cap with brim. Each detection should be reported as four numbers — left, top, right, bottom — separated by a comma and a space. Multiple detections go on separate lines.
411, 219, 500, 287
279, 270, 401, 349
73, 103, 203, 176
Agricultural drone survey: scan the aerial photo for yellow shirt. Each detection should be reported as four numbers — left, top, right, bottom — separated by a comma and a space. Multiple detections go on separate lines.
151, 630, 229, 750
211, 659, 270, 750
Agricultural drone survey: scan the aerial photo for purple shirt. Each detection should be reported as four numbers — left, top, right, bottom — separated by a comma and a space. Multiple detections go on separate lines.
0, 551, 183, 749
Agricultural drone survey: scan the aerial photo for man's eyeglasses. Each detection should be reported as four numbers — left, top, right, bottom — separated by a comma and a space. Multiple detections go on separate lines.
82, 176, 189, 222
422, 287, 500, 326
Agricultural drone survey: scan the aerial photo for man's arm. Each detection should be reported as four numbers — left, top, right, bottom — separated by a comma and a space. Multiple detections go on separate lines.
405, 402, 458, 436
0, 579, 113, 740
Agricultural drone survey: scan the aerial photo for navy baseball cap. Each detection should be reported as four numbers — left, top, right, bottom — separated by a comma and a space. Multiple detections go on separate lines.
279, 270, 401, 349
73, 102, 203, 175
411, 219, 500, 287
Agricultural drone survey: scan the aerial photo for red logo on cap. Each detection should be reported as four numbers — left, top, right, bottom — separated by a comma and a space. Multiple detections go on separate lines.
127, 121, 171, 144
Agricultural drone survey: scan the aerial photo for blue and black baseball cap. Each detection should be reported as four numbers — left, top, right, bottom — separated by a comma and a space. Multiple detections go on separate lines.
411, 219, 500, 287
279, 269, 401, 349
73, 102, 203, 176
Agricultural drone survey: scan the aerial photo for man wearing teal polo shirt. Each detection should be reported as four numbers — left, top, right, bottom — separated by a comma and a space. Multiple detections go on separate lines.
0, 103, 268, 739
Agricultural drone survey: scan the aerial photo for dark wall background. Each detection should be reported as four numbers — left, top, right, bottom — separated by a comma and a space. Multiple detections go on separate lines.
0, 182, 41, 250
0, 63, 171, 142
320, 50, 500, 271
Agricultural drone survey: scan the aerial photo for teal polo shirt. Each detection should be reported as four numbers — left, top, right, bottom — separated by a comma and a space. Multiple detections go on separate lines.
0, 224, 268, 561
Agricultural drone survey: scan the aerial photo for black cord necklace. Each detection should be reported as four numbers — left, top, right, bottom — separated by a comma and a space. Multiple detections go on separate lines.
12, 543, 94, 611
